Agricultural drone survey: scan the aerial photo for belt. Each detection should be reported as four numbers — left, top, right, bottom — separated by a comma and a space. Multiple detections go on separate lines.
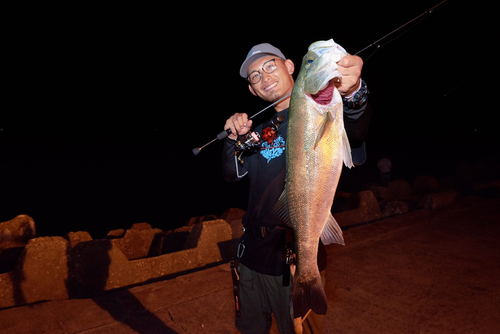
243, 226, 286, 238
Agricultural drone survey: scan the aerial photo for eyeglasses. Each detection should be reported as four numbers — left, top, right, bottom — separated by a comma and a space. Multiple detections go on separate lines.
247, 58, 281, 84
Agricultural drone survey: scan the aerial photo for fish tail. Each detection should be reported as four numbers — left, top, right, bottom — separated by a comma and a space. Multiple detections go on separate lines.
292, 274, 328, 318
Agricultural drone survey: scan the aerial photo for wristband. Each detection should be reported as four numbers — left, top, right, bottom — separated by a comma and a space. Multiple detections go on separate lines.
343, 79, 369, 109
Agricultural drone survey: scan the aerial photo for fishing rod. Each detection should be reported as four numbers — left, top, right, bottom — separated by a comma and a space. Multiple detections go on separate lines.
192, 0, 450, 156
192, 93, 291, 155
354, 0, 449, 60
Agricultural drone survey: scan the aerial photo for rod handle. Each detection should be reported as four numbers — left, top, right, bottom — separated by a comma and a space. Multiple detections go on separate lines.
217, 129, 231, 140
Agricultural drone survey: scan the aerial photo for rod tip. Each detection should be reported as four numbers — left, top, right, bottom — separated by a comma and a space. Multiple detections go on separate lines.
192, 147, 201, 156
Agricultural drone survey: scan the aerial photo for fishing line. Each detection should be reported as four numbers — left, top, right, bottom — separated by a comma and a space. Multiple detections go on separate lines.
354, 0, 449, 59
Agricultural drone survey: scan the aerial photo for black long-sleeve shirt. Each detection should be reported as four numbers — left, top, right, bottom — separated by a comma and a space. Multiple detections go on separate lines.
222, 101, 371, 275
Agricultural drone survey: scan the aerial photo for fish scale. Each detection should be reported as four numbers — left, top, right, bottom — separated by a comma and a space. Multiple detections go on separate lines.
272, 39, 352, 319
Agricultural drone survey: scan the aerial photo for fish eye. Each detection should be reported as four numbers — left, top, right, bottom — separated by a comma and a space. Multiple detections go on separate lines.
307, 59, 314, 64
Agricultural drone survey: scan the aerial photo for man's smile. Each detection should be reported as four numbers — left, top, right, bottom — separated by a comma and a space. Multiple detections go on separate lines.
263, 81, 278, 92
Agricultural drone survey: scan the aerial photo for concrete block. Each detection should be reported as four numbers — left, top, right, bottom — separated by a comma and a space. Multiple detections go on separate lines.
419, 191, 459, 210
113, 228, 163, 260
184, 219, 233, 262
413, 175, 441, 195
0, 237, 70, 309
70, 219, 233, 297
388, 180, 414, 200
220, 208, 245, 225
64, 231, 92, 249
383, 201, 410, 217
160, 229, 191, 254
0, 215, 37, 274
107, 229, 125, 238
334, 191, 382, 228
133, 220, 233, 281
230, 219, 244, 240
71, 239, 134, 297
130, 222, 153, 230
0, 214, 36, 249
185, 214, 218, 227
366, 185, 394, 203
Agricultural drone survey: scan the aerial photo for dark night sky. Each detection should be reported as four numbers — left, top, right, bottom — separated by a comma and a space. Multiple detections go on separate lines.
2, 1, 498, 237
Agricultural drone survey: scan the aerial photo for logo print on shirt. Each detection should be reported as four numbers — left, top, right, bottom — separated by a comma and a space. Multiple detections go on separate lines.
260, 135, 285, 163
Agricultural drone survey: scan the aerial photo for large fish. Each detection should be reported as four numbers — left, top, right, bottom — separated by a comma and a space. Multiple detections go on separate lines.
273, 39, 353, 318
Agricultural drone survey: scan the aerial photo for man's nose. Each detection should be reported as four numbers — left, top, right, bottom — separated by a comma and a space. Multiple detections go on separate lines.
261, 71, 273, 82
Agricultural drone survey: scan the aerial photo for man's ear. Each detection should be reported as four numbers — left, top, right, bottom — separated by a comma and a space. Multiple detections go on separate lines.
284, 59, 295, 75
248, 84, 257, 96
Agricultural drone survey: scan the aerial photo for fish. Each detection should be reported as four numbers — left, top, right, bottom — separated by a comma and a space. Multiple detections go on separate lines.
273, 39, 353, 319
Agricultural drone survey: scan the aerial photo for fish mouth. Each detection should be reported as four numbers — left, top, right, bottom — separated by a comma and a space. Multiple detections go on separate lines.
308, 79, 336, 105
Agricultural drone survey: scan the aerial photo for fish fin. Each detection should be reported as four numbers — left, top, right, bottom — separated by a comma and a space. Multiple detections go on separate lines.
292, 273, 328, 318
320, 213, 345, 246
272, 190, 293, 228
342, 127, 354, 168
314, 112, 334, 149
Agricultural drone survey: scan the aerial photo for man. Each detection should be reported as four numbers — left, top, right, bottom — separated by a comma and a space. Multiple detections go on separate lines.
222, 42, 371, 333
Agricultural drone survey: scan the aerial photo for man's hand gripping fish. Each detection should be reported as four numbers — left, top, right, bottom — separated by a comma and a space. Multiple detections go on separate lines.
273, 39, 353, 319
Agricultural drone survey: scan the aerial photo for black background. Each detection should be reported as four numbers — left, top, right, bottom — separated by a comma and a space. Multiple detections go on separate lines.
2, 0, 498, 237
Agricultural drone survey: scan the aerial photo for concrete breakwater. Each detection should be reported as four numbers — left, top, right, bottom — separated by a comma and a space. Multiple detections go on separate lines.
1, 174, 486, 310
0, 215, 236, 309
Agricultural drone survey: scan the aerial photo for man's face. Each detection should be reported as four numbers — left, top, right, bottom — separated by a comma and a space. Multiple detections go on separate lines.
247, 56, 294, 103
